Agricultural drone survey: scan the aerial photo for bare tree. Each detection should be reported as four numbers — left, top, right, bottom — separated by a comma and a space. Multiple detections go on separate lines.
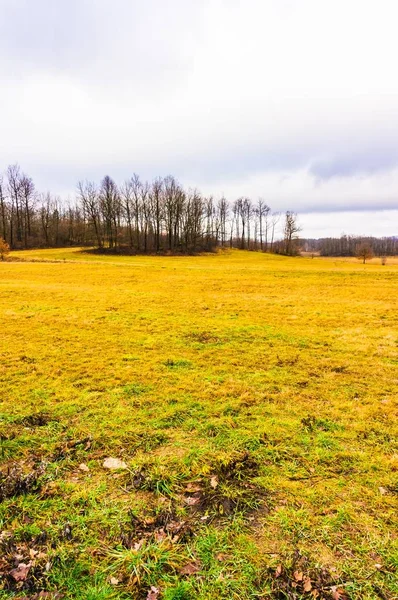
218, 197, 228, 247
256, 198, 270, 251
131, 173, 142, 251
283, 211, 301, 255
120, 179, 134, 248
0, 177, 8, 243
150, 178, 163, 252
39, 193, 52, 246
100, 175, 120, 248
270, 212, 281, 251
78, 181, 103, 247
20, 174, 36, 246
355, 242, 373, 264
7, 164, 23, 245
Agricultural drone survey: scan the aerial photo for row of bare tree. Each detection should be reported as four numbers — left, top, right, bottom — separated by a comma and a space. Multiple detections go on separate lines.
1, 165, 301, 254
302, 235, 398, 257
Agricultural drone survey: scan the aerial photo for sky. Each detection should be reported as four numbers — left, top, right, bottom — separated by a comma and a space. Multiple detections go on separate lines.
0, 0, 397, 238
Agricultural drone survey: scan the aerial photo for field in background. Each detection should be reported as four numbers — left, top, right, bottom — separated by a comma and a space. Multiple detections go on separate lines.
0, 249, 397, 599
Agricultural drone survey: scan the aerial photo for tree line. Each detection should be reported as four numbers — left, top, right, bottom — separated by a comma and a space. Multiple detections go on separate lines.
301, 235, 398, 257
0, 164, 297, 254
1, 164, 395, 257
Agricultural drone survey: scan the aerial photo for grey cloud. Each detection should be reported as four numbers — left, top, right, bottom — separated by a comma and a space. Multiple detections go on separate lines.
0, 0, 203, 85
1, 0, 398, 222
310, 150, 398, 180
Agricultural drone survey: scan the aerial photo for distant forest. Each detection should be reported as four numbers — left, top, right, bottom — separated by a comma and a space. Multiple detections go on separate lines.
301, 235, 398, 257
0, 164, 397, 256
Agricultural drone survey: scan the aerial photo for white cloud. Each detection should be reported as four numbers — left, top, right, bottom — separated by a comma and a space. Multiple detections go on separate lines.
0, 0, 398, 235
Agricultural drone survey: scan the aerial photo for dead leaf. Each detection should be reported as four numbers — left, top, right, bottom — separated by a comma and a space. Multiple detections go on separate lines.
180, 561, 201, 575
216, 552, 227, 562
133, 539, 145, 551
10, 562, 31, 582
103, 457, 128, 470
154, 529, 167, 543
379, 486, 388, 495
210, 476, 218, 489
184, 496, 201, 506
294, 570, 304, 581
185, 482, 202, 492
79, 463, 89, 472
109, 576, 119, 585
146, 586, 160, 600
331, 586, 349, 600
303, 576, 312, 592
275, 564, 283, 578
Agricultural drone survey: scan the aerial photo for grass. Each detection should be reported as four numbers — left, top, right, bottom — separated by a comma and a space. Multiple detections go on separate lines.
0, 248, 397, 599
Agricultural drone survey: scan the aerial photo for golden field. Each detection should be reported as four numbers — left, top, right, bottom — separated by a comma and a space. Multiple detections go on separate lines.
0, 248, 397, 599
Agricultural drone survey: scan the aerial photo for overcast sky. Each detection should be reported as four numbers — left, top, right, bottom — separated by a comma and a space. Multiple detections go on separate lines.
1, 0, 397, 237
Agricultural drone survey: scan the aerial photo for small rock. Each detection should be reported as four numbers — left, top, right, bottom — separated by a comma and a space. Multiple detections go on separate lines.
103, 457, 128, 470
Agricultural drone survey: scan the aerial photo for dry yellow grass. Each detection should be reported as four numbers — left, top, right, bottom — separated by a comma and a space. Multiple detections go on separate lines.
0, 248, 397, 599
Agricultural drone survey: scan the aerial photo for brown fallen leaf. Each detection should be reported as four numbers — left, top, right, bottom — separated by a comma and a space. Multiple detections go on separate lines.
210, 476, 218, 489
146, 586, 160, 600
133, 539, 145, 551
331, 586, 349, 600
294, 570, 304, 581
184, 496, 201, 506
275, 564, 283, 578
216, 552, 227, 562
185, 482, 202, 492
154, 529, 167, 543
10, 562, 31, 582
303, 576, 312, 592
180, 561, 201, 576
79, 463, 89, 472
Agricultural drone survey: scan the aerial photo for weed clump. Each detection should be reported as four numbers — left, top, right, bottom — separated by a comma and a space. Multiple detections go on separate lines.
265, 551, 350, 599
0, 531, 52, 594
0, 462, 46, 501
121, 509, 193, 549
16, 412, 55, 427
182, 451, 264, 517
